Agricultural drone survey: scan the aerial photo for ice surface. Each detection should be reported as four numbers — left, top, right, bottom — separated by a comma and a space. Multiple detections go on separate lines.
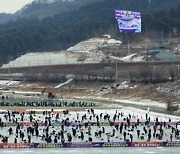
0, 108, 179, 144
0, 147, 180, 154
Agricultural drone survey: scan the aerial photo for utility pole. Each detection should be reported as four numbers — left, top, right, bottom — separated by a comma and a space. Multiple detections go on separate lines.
128, 41, 131, 55
145, 45, 147, 64
18, 53, 20, 67
115, 60, 118, 83
177, 65, 180, 79
8, 64, 10, 74
66, 51, 67, 64
38, 53, 39, 66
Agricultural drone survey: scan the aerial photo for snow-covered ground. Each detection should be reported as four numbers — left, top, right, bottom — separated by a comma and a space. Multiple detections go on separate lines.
75, 96, 167, 109
0, 80, 20, 86
156, 82, 180, 99
1, 36, 122, 68
0, 147, 180, 154
113, 99, 167, 109
2, 51, 79, 68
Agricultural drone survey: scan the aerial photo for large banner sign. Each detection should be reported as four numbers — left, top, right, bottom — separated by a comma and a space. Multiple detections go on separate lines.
0, 143, 31, 148
0, 142, 180, 149
131, 142, 161, 147
115, 9, 141, 33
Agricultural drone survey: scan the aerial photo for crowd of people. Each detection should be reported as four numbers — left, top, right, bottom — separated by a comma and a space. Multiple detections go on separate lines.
0, 108, 179, 144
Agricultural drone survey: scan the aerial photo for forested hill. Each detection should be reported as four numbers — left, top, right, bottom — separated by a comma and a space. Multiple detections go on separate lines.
0, 13, 13, 24
0, 0, 180, 65
15, 0, 100, 20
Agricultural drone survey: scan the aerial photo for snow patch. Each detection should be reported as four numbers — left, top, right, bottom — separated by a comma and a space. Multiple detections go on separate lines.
0, 80, 20, 86
54, 79, 73, 88
107, 39, 122, 44
119, 53, 144, 62
156, 82, 180, 98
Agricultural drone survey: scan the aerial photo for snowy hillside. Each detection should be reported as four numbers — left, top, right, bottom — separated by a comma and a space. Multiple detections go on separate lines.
1, 36, 125, 68
1, 35, 147, 68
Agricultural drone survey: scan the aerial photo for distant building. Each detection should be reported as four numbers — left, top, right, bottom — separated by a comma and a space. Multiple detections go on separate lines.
153, 40, 169, 48
148, 46, 170, 54
147, 46, 180, 62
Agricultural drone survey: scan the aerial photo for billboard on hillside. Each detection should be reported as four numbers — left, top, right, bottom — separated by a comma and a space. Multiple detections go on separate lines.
115, 9, 141, 33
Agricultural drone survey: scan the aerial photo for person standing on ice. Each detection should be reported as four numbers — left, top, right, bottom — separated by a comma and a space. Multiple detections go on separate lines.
102, 126, 105, 133
170, 133, 173, 142
155, 117, 159, 125
143, 126, 147, 134
171, 126, 175, 133
56, 113, 59, 120
130, 134, 133, 142
8, 111, 11, 120
112, 129, 115, 137
175, 129, 179, 138
14, 138, 17, 143
124, 123, 127, 130
123, 131, 126, 141
147, 132, 151, 141
35, 127, 39, 137
48, 136, 52, 143
107, 133, 111, 142
20, 113, 24, 121
153, 125, 157, 137
127, 118, 130, 127
113, 114, 117, 122
80, 130, 84, 140
137, 130, 140, 138
146, 113, 148, 120
88, 126, 91, 135
21, 132, 25, 141
28, 135, 31, 143
120, 123, 123, 133
72, 128, 77, 136
100, 113, 103, 119
8, 127, 13, 135
76, 113, 79, 120
175, 123, 178, 129
29, 114, 33, 122
4, 114, 8, 121
137, 118, 140, 125
91, 108, 94, 114
61, 136, 65, 144
54, 136, 58, 143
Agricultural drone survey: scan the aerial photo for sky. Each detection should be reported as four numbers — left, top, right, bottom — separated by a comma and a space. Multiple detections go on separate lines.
0, 0, 34, 13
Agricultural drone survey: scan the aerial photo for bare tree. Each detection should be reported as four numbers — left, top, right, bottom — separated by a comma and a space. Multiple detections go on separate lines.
128, 71, 137, 83
139, 67, 153, 83
153, 67, 165, 83
168, 66, 176, 81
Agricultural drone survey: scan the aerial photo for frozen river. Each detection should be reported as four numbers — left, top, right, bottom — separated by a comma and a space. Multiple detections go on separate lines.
0, 147, 179, 154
